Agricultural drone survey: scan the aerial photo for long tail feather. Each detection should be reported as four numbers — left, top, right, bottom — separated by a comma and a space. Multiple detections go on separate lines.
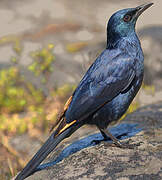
15, 123, 81, 180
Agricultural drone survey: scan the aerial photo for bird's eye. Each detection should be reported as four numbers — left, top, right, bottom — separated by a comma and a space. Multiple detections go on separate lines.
123, 14, 132, 22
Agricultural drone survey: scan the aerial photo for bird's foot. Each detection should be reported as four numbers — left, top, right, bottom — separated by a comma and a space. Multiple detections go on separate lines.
92, 139, 142, 149
113, 140, 142, 149
91, 138, 121, 147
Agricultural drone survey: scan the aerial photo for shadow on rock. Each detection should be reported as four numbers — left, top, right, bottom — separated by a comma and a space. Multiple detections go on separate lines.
36, 123, 142, 172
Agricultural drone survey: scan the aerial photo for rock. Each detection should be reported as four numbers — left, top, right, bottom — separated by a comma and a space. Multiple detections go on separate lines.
19, 101, 162, 180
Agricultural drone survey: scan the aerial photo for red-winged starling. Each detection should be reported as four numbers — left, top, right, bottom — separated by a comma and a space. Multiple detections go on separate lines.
15, 3, 153, 180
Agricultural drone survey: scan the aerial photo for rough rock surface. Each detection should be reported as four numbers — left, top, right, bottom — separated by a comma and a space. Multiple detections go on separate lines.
23, 102, 162, 180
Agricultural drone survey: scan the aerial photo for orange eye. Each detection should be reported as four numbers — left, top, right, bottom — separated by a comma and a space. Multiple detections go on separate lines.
123, 15, 132, 22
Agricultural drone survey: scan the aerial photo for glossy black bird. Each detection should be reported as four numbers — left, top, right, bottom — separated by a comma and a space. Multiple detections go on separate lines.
15, 3, 153, 180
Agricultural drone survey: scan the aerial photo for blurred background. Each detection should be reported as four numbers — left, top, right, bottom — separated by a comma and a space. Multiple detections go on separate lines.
0, 0, 161, 179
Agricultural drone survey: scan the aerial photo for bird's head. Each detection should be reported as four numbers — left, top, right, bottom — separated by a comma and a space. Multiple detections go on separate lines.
107, 3, 153, 48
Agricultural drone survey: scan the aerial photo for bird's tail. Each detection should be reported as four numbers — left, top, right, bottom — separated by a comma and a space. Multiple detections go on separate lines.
15, 121, 82, 180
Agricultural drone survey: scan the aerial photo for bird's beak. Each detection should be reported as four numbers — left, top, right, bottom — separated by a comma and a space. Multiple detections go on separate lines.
135, 3, 153, 18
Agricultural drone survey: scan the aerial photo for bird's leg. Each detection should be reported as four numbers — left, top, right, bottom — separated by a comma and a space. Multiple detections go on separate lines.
91, 127, 117, 145
91, 127, 140, 149
100, 128, 124, 148
91, 129, 111, 145
100, 130, 110, 140
99, 128, 141, 149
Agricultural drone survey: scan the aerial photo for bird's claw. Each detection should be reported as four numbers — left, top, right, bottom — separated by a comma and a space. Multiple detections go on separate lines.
114, 140, 142, 149
92, 139, 142, 149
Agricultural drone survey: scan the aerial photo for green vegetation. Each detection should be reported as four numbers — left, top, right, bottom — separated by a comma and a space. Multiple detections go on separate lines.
0, 67, 44, 114
29, 44, 55, 78
0, 44, 75, 134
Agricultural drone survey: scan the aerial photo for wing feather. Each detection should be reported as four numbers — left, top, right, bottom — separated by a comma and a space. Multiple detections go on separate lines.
65, 52, 136, 123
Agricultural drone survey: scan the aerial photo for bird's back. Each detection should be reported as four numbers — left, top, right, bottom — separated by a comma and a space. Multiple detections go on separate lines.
65, 34, 144, 124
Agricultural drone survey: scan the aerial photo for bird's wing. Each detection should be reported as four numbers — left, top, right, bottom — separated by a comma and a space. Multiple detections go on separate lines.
54, 52, 136, 136
65, 53, 136, 123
